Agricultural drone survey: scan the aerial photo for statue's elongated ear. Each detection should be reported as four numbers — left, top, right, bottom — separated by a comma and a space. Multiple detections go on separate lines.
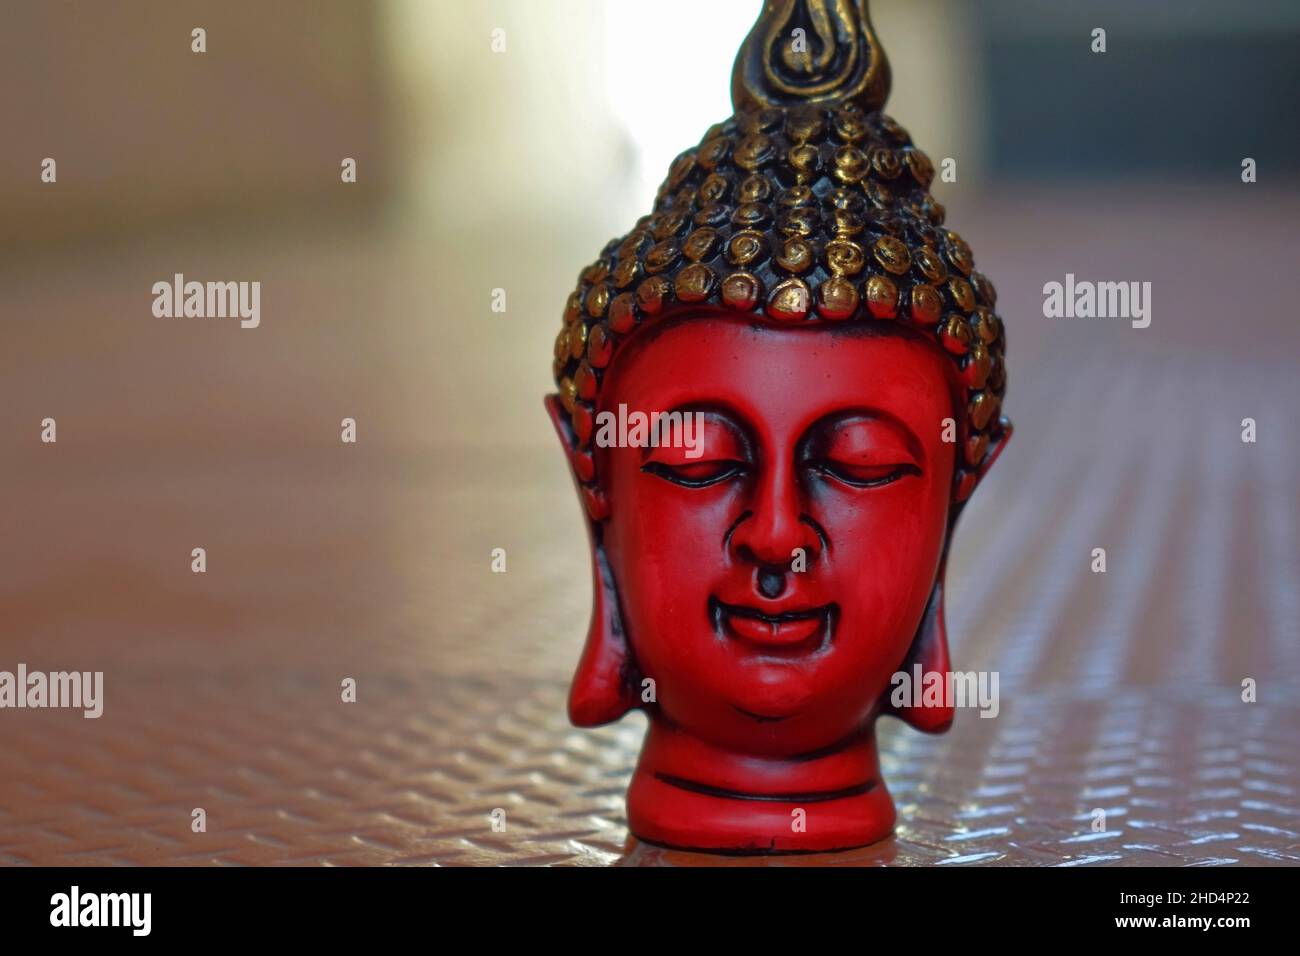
882, 577, 953, 733
887, 417, 1010, 730
545, 396, 636, 727
956, 419, 1013, 502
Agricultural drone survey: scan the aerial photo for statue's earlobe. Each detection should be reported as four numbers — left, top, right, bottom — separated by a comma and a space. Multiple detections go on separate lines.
545, 396, 635, 726
569, 544, 637, 726
883, 576, 953, 733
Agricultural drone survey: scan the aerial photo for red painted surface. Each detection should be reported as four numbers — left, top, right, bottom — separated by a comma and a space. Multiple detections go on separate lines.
550, 310, 1007, 852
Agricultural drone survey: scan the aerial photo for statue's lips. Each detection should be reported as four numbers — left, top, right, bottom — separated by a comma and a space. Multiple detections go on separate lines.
710, 597, 835, 652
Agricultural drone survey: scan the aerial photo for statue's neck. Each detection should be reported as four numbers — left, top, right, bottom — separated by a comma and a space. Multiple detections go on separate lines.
625, 717, 896, 853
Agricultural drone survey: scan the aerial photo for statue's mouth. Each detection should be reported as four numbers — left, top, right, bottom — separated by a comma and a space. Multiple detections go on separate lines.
709, 597, 837, 655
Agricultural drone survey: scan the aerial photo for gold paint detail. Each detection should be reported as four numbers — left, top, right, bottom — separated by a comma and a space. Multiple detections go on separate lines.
766, 277, 812, 321
732, 1, 892, 114
817, 276, 859, 320
864, 274, 898, 319
721, 271, 764, 311
675, 263, 716, 302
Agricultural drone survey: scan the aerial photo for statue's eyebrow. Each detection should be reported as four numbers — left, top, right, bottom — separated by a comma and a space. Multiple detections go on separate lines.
805, 408, 925, 463
635, 403, 754, 461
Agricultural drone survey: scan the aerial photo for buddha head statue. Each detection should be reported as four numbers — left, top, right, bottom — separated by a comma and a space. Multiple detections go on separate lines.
546, 0, 1010, 853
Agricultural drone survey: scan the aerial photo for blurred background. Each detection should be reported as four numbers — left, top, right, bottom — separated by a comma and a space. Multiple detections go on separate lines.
1, 0, 1296, 866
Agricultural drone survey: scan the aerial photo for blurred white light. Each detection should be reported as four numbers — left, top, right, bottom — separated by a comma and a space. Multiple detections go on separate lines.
603, 0, 753, 206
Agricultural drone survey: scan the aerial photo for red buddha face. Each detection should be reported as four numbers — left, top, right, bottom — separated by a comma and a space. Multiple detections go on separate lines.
593, 310, 958, 756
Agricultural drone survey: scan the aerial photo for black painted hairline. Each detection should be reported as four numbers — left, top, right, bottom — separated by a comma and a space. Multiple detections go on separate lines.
632, 305, 928, 343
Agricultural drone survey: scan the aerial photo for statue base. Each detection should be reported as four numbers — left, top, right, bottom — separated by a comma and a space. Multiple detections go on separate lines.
625, 720, 896, 854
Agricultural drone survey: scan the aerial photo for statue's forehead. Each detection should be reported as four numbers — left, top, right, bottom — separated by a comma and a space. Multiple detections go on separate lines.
599, 312, 955, 433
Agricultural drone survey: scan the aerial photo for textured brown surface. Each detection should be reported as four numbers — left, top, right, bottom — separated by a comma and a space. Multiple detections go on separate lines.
1, 676, 1296, 867
2, 191, 1298, 866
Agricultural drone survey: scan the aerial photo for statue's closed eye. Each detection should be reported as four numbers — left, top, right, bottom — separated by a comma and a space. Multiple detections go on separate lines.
811, 460, 921, 489
802, 411, 925, 489
639, 409, 750, 487
642, 460, 747, 488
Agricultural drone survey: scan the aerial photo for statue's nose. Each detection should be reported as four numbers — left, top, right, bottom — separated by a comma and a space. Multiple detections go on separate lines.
727, 464, 821, 572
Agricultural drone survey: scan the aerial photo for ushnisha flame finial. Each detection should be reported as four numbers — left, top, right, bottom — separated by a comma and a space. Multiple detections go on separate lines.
731, 0, 891, 113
